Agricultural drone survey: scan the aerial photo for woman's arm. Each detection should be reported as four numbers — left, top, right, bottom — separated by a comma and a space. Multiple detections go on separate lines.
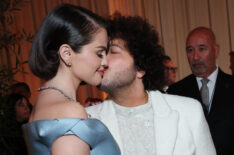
51, 134, 89, 155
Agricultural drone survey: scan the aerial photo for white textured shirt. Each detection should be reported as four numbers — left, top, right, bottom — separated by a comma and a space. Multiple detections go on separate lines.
113, 101, 156, 155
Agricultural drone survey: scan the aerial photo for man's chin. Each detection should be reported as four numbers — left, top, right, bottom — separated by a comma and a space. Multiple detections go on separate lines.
97, 81, 106, 90
192, 70, 206, 77
97, 81, 111, 93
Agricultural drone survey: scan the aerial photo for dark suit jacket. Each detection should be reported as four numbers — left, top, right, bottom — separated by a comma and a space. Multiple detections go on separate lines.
167, 68, 234, 155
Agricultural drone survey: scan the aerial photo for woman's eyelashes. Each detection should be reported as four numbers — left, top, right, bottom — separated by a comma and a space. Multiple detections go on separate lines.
96, 51, 105, 58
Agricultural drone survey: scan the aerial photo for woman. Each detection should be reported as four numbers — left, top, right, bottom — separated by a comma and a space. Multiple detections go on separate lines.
1, 93, 31, 155
22, 4, 120, 155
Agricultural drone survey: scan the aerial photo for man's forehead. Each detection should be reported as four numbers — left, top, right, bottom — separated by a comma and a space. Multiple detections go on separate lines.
110, 38, 126, 48
186, 35, 211, 47
186, 30, 215, 45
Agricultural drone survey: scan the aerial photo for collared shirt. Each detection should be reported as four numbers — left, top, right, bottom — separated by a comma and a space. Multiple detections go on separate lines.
196, 66, 218, 111
163, 86, 169, 93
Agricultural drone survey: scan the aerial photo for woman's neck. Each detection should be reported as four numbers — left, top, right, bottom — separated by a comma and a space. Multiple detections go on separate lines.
43, 72, 80, 102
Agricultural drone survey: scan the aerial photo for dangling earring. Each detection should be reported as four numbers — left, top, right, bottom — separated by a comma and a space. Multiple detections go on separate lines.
67, 62, 72, 67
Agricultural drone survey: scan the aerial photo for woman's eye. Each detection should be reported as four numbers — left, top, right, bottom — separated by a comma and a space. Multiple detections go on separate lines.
96, 52, 103, 58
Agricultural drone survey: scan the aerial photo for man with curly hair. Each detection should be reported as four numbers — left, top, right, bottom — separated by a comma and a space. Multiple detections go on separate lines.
86, 14, 216, 155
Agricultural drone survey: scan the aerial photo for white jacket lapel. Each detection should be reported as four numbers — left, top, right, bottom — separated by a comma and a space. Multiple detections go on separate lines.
150, 91, 179, 155
98, 101, 124, 153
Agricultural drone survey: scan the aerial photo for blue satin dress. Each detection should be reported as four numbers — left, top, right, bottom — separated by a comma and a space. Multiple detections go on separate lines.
22, 118, 121, 155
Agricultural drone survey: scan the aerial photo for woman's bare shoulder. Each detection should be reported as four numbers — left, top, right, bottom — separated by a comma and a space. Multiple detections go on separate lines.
56, 101, 88, 119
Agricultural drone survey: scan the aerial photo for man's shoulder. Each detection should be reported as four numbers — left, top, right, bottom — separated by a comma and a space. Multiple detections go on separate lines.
167, 74, 195, 93
156, 92, 204, 118
171, 74, 195, 86
218, 68, 234, 82
85, 100, 113, 116
160, 91, 198, 104
150, 91, 200, 108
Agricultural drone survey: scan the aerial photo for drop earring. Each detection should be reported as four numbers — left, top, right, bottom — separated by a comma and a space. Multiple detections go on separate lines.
67, 62, 72, 67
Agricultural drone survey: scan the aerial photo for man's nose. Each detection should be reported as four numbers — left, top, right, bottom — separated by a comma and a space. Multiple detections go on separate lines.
193, 50, 200, 60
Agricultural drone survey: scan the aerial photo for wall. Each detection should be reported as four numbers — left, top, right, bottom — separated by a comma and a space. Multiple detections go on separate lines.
1, 0, 233, 104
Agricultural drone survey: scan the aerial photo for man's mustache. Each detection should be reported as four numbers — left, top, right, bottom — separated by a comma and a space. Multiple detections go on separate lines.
192, 60, 205, 67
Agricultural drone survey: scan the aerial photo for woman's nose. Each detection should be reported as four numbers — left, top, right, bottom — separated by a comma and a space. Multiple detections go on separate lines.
101, 56, 108, 69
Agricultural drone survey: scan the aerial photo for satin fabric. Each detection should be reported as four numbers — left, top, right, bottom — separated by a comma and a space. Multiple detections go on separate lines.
22, 118, 121, 155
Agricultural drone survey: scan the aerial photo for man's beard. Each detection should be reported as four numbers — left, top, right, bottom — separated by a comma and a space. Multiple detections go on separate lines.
191, 60, 207, 76
98, 65, 137, 94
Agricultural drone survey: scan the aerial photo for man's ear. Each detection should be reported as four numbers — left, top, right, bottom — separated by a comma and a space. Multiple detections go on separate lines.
137, 70, 145, 79
59, 44, 72, 67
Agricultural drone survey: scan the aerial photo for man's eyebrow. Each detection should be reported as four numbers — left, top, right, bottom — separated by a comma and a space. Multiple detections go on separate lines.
198, 44, 206, 47
110, 43, 123, 49
186, 45, 193, 49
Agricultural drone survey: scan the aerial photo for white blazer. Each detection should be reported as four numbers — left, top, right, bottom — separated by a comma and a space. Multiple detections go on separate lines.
86, 91, 216, 155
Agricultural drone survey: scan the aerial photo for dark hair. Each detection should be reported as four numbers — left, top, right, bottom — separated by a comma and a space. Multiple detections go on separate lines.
162, 55, 172, 61
10, 82, 31, 93
107, 13, 165, 91
29, 4, 106, 80
5, 94, 32, 122
230, 51, 234, 56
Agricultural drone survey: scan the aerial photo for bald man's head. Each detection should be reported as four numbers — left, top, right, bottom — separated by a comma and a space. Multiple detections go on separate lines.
186, 27, 219, 78
186, 27, 217, 45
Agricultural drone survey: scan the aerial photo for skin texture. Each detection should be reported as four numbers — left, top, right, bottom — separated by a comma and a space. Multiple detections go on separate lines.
163, 59, 177, 86
186, 27, 219, 78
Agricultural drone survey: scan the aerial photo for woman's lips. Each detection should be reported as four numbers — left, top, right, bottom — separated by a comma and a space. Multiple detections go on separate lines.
98, 70, 105, 76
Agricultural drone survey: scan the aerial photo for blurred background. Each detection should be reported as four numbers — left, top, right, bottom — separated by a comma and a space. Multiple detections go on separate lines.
1, 0, 234, 105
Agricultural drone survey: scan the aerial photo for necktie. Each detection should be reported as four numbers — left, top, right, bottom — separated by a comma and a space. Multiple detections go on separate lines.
200, 78, 209, 111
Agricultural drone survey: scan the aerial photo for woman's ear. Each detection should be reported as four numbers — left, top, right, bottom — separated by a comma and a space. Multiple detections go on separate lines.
137, 70, 145, 79
59, 44, 72, 67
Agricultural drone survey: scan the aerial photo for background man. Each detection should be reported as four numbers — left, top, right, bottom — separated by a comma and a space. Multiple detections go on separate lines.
162, 55, 177, 92
168, 27, 234, 155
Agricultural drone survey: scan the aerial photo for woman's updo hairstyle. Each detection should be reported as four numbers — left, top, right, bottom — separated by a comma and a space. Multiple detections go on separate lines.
29, 4, 106, 80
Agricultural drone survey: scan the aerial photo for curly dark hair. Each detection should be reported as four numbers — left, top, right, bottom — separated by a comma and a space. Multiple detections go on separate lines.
107, 13, 165, 91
